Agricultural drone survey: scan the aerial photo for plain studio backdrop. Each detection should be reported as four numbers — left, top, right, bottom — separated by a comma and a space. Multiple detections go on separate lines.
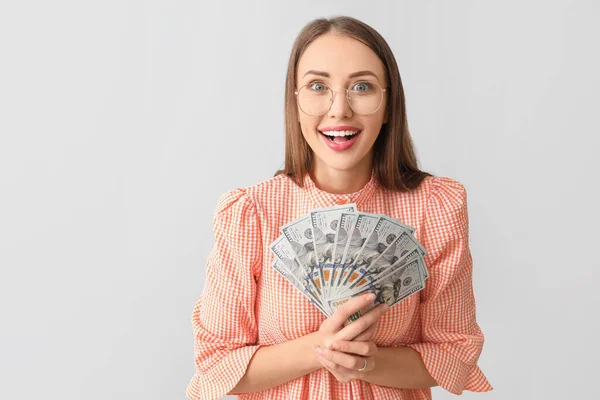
1, 1, 599, 399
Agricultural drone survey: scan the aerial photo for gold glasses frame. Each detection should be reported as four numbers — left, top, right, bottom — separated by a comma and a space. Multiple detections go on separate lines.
294, 81, 388, 116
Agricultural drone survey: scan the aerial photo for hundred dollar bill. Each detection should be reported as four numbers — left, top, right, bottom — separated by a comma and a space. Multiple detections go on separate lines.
327, 296, 377, 324
382, 228, 428, 280
339, 229, 429, 297
372, 215, 418, 254
369, 257, 425, 305
310, 203, 356, 298
334, 212, 382, 295
333, 212, 381, 295
374, 214, 416, 234
280, 216, 326, 297
340, 247, 422, 296
327, 257, 425, 315
269, 234, 325, 308
369, 214, 427, 256
272, 258, 329, 316
329, 212, 358, 298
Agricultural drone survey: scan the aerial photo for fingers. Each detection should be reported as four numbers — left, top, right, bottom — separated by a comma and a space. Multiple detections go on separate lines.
315, 346, 374, 372
353, 320, 377, 342
314, 351, 357, 384
335, 303, 388, 342
331, 340, 378, 357
328, 292, 376, 328
315, 349, 339, 371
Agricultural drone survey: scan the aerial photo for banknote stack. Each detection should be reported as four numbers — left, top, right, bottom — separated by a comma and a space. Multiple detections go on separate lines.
269, 203, 429, 319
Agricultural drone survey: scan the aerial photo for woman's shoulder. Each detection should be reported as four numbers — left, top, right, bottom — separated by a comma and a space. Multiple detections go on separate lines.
419, 175, 470, 240
245, 173, 296, 196
423, 175, 468, 207
383, 174, 467, 207
214, 173, 295, 215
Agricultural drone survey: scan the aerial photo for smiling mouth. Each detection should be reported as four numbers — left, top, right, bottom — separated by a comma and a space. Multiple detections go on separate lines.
319, 130, 361, 142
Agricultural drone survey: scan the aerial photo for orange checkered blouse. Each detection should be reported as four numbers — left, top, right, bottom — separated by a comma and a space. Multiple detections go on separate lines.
186, 172, 492, 400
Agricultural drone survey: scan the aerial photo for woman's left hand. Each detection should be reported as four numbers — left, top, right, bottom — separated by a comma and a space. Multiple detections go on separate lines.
313, 331, 378, 383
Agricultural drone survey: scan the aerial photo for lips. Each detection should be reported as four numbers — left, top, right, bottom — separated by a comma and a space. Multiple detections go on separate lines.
318, 125, 362, 143
319, 125, 361, 133
318, 130, 361, 142
318, 129, 362, 151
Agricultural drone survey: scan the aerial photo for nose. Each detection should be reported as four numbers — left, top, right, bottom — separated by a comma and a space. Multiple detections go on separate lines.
328, 88, 352, 118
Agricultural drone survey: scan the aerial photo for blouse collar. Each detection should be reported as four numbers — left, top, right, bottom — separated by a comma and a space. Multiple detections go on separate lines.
303, 170, 379, 210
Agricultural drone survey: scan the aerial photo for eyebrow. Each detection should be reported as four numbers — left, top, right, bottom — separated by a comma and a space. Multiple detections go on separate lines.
302, 70, 380, 81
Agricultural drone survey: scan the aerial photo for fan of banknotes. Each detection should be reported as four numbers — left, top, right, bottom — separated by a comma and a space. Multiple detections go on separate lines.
269, 203, 429, 319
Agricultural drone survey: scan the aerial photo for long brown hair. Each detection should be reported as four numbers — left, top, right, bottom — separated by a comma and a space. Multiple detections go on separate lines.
274, 15, 433, 192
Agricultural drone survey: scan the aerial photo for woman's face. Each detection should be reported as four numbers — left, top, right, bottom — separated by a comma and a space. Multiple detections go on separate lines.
296, 33, 388, 174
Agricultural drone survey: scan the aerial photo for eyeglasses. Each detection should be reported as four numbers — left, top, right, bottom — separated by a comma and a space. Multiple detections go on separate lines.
295, 81, 387, 116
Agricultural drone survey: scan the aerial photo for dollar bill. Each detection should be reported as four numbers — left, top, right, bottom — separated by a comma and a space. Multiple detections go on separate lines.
309, 203, 356, 298
334, 213, 382, 295
373, 213, 416, 235
280, 216, 326, 297
370, 214, 427, 257
271, 206, 430, 322
327, 296, 377, 324
327, 257, 425, 315
269, 234, 325, 307
340, 247, 422, 296
328, 212, 358, 298
272, 258, 329, 315
339, 229, 429, 296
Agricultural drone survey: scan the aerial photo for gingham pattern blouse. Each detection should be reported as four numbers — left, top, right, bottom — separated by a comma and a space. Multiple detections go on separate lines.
186, 172, 492, 400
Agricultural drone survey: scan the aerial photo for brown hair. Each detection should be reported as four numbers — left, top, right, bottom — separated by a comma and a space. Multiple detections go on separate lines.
274, 15, 433, 192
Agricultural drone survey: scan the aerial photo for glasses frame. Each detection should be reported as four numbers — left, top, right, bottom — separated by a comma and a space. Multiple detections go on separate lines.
294, 81, 388, 116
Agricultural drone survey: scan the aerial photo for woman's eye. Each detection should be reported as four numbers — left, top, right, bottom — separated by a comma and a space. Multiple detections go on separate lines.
309, 82, 327, 91
351, 82, 373, 92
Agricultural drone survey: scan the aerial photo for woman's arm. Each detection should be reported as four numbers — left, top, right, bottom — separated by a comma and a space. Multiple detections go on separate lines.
362, 346, 437, 388
313, 326, 437, 388
230, 332, 321, 394
232, 293, 384, 394
316, 339, 437, 388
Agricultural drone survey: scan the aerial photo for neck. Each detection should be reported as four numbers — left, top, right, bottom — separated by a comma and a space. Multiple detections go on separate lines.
310, 157, 373, 194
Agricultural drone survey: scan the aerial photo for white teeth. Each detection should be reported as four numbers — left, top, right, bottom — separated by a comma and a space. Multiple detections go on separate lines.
320, 130, 359, 137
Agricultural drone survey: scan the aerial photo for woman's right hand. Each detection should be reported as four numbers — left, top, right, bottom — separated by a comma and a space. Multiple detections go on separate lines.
315, 293, 388, 351
311, 293, 388, 380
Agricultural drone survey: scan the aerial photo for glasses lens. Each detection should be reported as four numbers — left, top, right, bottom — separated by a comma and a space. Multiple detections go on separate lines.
297, 85, 331, 116
297, 82, 384, 116
348, 82, 383, 115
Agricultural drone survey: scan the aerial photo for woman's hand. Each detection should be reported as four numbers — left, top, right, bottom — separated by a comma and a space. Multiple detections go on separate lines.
313, 293, 389, 383
315, 336, 379, 383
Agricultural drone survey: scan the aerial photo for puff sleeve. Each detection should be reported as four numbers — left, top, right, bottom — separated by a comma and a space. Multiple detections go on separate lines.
406, 177, 493, 395
185, 189, 264, 400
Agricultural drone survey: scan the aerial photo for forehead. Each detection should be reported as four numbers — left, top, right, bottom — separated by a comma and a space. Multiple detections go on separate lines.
297, 33, 386, 82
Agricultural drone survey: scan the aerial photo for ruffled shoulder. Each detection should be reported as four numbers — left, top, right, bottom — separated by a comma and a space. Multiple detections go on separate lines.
214, 188, 252, 216
212, 188, 262, 277
425, 176, 469, 240
420, 176, 471, 277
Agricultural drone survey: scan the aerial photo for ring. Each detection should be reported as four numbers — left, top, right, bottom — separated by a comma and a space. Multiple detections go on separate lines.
357, 357, 368, 371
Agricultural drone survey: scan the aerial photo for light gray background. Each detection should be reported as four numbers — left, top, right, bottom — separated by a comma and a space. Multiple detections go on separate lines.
1, 1, 599, 399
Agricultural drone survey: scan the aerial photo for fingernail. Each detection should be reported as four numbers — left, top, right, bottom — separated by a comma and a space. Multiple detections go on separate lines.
315, 346, 323, 354
381, 304, 389, 313
332, 342, 340, 350
366, 293, 376, 301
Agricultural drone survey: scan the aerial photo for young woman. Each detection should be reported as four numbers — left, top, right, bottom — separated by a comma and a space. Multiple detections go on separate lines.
186, 16, 492, 400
